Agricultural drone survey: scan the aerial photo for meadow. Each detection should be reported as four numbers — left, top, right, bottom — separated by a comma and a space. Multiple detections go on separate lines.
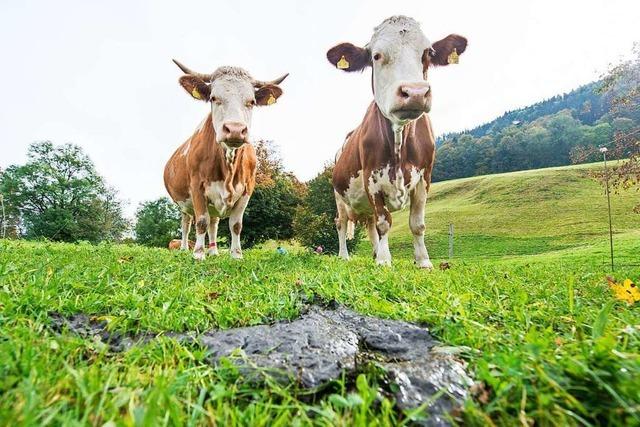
1, 163, 639, 426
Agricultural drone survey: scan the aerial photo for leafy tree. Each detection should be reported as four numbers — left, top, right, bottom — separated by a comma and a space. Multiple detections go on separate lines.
220, 140, 304, 248
0, 141, 127, 242
293, 164, 362, 254
134, 197, 181, 247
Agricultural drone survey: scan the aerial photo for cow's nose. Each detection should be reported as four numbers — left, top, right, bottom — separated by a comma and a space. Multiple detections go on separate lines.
221, 122, 248, 141
397, 83, 430, 106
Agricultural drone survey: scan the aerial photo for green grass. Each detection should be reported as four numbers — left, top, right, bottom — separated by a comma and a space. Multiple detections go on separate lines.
1, 163, 639, 426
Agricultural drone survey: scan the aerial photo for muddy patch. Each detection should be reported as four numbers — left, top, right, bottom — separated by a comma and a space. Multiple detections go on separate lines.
51, 303, 472, 425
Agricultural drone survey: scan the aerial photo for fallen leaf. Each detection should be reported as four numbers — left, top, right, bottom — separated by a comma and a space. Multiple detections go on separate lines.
607, 276, 640, 305
439, 262, 451, 271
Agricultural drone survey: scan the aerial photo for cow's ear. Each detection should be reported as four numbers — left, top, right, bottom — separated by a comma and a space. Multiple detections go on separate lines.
179, 75, 211, 101
255, 84, 283, 106
426, 34, 467, 67
327, 43, 371, 72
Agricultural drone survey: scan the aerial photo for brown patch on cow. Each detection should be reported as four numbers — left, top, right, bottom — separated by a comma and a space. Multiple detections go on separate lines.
232, 222, 242, 235
178, 75, 211, 101
425, 34, 468, 68
326, 43, 371, 72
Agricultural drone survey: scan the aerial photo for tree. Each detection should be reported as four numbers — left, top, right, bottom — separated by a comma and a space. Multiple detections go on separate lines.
220, 140, 304, 248
134, 197, 181, 247
293, 164, 362, 254
0, 141, 127, 242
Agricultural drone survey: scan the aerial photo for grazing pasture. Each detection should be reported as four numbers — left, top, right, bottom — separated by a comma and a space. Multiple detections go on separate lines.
1, 163, 639, 426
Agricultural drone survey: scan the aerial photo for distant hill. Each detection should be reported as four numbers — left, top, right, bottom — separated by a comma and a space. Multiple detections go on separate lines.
437, 81, 608, 145
432, 70, 638, 182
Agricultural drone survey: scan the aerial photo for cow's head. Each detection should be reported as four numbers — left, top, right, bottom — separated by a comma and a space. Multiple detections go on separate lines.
173, 60, 288, 149
327, 16, 466, 128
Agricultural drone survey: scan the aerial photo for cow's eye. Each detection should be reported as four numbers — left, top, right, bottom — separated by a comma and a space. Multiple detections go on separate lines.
373, 53, 382, 61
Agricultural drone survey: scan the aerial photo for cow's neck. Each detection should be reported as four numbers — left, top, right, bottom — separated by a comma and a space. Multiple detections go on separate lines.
202, 114, 243, 196
372, 103, 415, 166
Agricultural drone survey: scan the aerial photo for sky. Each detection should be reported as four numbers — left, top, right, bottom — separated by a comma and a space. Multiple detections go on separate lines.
1, 0, 639, 216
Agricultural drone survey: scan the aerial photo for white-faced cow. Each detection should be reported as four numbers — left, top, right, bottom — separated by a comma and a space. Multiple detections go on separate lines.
327, 16, 466, 267
164, 60, 288, 260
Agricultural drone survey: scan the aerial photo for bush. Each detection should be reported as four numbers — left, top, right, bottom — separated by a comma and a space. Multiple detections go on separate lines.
293, 165, 361, 254
134, 197, 181, 247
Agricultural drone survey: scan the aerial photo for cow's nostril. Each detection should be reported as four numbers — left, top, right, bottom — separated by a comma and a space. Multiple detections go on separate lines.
241, 127, 247, 136
399, 88, 410, 99
223, 124, 230, 134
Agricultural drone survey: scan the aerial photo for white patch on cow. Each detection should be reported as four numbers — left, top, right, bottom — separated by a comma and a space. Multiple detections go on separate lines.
208, 69, 255, 144
366, 165, 423, 212
224, 147, 237, 164
228, 194, 249, 259
375, 215, 392, 266
338, 170, 372, 216
204, 180, 245, 218
369, 16, 431, 124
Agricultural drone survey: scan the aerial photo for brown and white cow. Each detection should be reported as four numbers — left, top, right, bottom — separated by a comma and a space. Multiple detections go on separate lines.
327, 16, 466, 267
164, 60, 288, 260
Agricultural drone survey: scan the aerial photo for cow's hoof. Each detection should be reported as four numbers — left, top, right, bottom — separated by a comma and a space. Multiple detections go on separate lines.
208, 248, 219, 256
193, 250, 206, 261
376, 258, 392, 266
338, 253, 350, 260
230, 251, 243, 260
416, 259, 434, 270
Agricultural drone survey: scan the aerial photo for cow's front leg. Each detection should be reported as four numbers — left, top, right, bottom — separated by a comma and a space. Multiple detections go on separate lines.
373, 192, 392, 266
180, 213, 192, 250
366, 218, 379, 259
335, 192, 350, 260
190, 184, 209, 261
207, 217, 220, 256
228, 195, 249, 259
410, 179, 433, 269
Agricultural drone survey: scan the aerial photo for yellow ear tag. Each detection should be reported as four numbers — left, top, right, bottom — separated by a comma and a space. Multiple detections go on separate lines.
191, 87, 202, 99
447, 48, 459, 65
337, 55, 350, 69
267, 93, 276, 105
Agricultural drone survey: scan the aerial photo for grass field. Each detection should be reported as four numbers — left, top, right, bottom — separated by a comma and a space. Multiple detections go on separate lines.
1, 164, 639, 426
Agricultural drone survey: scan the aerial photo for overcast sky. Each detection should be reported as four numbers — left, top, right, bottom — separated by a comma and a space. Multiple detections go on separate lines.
1, 0, 638, 215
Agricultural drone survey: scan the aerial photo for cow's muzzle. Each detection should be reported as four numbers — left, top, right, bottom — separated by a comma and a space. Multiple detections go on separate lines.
391, 82, 431, 120
220, 122, 248, 147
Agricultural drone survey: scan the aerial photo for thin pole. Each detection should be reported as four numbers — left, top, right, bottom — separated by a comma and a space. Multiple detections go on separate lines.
448, 223, 454, 259
603, 151, 614, 271
0, 195, 5, 239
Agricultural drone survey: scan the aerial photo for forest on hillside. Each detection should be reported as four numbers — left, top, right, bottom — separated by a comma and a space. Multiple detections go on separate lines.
433, 63, 640, 182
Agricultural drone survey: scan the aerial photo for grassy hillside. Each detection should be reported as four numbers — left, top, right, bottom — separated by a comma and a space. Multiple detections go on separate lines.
364, 162, 639, 264
1, 164, 639, 426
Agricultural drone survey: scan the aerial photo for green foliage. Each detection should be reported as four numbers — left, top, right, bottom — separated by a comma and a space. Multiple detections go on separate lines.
293, 165, 362, 254
220, 141, 303, 249
222, 175, 302, 248
0, 141, 127, 242
134, 197, 181, 247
